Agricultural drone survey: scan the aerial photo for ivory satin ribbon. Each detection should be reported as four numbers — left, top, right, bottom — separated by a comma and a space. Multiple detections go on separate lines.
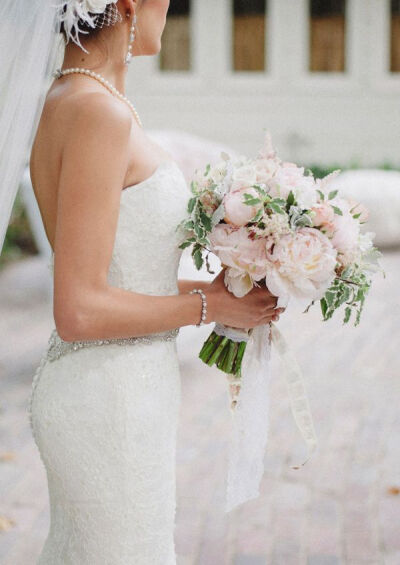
213, 322, 318, 513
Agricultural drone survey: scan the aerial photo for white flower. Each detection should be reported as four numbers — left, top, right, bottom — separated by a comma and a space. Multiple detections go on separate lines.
251, 212, 291, 241
84, 0, 114, 14
224, 267, 254, 298
356, 231, 383, 274
329, 198, 361, 266
230, 163, 258, 191
358, 231, 375, 254
209, 161, 228, 185
253, 157, 280, 185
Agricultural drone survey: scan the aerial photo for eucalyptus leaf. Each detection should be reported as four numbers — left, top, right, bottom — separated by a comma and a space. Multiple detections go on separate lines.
332, 205, 343, 216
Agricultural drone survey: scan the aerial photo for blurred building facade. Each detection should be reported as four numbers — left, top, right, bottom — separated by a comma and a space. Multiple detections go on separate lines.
128, 0, 400, 166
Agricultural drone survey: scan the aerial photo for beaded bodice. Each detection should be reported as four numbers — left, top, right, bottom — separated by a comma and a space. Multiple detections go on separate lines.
45, 159, 191, 362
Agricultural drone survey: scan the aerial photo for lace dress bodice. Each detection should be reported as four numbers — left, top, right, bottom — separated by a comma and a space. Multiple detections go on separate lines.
45, 160, 191, 361
108, 159, 191, 295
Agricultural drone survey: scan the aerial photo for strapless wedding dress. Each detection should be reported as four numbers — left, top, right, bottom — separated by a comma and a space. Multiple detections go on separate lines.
28, 160, 191, 565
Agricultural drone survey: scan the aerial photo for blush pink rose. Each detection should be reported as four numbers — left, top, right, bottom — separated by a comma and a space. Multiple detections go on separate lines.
311, 202, 335, 228
265, 227, 337, 301
268, 162, 317, 209
223, 186, 263, 227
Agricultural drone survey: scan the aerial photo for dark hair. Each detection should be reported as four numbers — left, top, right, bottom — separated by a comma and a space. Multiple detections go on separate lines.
59, 4, 117, 43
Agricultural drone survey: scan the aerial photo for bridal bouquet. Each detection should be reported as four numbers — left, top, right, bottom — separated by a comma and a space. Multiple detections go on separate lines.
177, 132, 384, 510
177, 133, 383, 392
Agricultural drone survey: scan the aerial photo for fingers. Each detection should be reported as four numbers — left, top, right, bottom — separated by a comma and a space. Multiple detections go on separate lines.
260, 306, 285, 325
261, 302, 282, 314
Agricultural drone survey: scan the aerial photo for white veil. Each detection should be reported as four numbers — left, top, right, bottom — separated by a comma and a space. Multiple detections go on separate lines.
0, 0, 61, 254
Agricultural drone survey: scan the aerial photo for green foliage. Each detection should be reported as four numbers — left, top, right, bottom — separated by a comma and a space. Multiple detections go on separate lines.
331, 205, 343, 216
0, 191, 37, 269
177, 160, 396, 280
307, 162, 400, 179
319, 266, 372, 326
192, 244, 203, 270
286, 190, 295, 208
176, 187, 215, 273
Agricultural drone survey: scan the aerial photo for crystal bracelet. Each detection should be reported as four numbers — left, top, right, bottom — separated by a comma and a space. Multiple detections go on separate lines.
189, 288, 207, 326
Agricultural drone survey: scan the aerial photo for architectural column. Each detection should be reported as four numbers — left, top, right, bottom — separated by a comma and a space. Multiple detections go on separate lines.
270, 0, 308, 82
194, 0, 230, 85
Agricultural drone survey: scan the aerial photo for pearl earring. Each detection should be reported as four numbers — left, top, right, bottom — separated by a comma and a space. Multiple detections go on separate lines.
125, 11, 136, 65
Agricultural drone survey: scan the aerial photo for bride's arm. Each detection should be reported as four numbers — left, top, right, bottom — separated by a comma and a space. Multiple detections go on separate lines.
177, 280, 212, 294
53, 93, 214, 342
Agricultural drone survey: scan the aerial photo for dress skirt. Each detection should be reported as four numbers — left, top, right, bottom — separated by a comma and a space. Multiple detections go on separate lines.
29, 338, 181, 565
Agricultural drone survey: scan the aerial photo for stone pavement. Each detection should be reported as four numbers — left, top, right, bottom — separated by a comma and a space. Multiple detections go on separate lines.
0, 251, 399, 565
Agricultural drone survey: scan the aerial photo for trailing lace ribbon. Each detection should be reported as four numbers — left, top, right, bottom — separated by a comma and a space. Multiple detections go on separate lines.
269, 323, 318, 467
213, 322, 318, 513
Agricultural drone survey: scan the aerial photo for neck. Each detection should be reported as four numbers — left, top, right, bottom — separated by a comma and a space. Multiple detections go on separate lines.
61, 33, 128, 94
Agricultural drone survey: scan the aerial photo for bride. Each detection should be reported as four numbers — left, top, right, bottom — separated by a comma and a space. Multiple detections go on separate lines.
0, 0, 283, 563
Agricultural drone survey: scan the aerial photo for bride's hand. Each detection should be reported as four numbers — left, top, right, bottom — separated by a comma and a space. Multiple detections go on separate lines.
206, 269, 285, 329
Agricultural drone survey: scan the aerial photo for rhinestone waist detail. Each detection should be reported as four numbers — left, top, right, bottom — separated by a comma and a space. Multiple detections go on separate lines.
46, 327, 180, 362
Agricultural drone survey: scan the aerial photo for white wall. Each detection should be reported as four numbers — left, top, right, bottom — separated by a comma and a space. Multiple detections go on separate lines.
127, 0, 400, 167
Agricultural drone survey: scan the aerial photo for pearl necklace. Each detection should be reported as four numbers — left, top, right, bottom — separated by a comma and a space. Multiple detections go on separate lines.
53, 67, 143, 128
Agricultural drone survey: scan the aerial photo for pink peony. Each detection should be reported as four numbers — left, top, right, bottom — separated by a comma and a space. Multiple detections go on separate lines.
209, 224, 269, 296
265, 227, 337, 301
223, 186, 263, 227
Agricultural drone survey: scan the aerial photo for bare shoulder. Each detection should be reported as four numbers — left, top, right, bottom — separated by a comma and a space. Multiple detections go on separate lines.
55, 89, 133, 145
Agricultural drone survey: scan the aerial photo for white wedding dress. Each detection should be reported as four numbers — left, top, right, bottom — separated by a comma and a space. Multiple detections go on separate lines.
28, 160, 191, 565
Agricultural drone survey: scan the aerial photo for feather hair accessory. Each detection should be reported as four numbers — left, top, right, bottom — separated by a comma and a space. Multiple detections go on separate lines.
55, 0, 121, 53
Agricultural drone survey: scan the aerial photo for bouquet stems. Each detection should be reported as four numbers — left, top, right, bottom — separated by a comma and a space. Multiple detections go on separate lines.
198, 330, 248, 379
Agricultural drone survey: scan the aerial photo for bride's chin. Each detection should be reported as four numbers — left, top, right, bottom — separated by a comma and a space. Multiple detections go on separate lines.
148, 40, 162, 56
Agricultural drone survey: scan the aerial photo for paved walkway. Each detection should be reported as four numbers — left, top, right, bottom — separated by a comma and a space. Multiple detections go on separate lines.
0, 250, 399, 565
